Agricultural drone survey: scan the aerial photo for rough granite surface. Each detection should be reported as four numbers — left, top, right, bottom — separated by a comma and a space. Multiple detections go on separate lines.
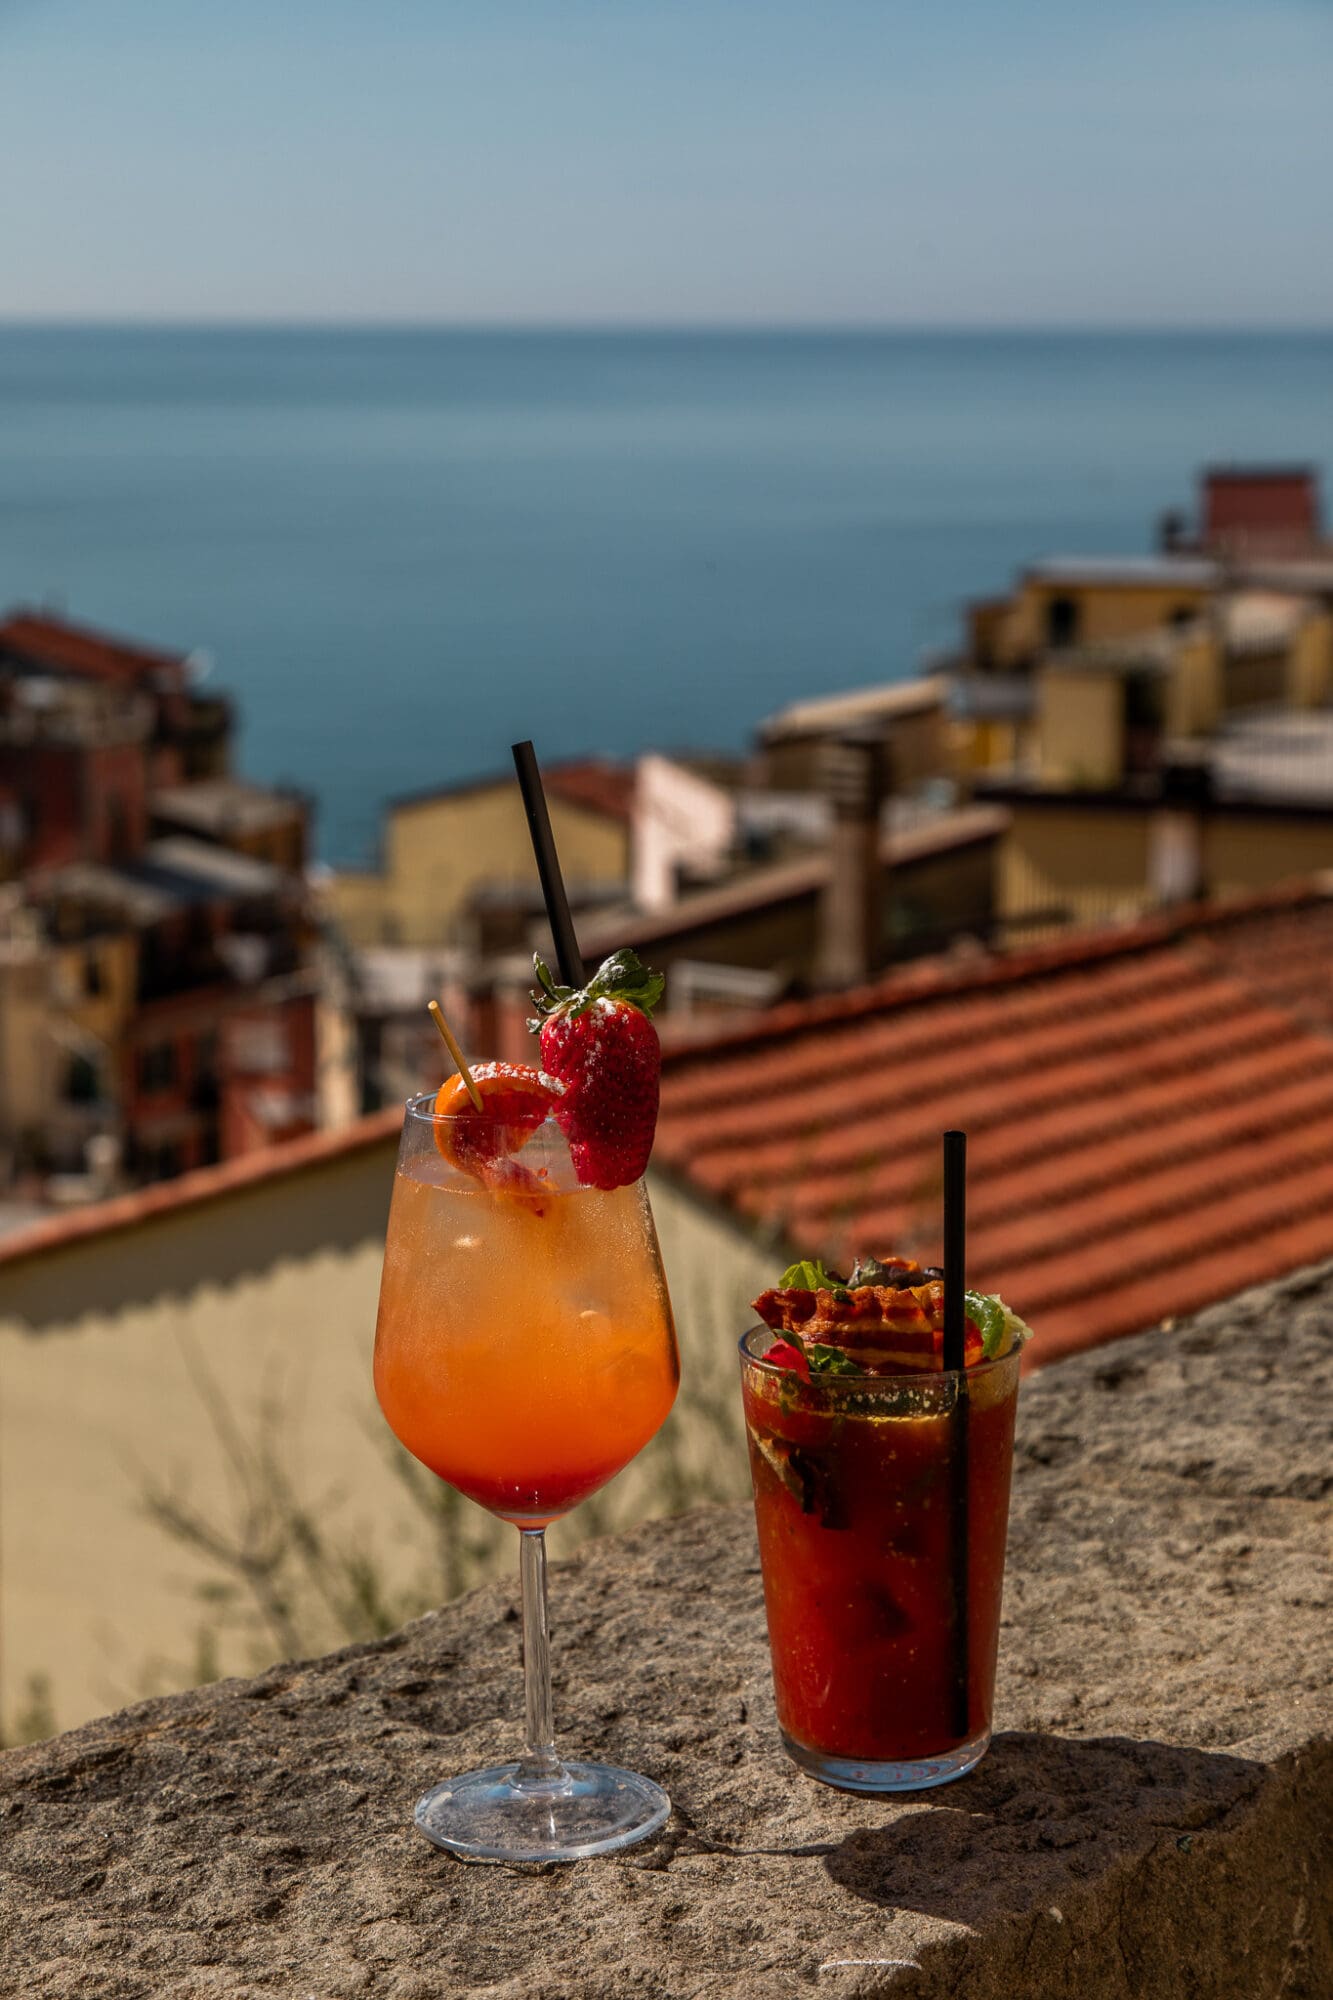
1, 1262, 1330, 2000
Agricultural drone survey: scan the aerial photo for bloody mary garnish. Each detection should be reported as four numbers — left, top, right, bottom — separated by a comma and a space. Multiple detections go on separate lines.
740, 1254, 1030, 1791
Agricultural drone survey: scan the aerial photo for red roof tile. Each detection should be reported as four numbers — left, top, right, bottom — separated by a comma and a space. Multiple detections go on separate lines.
1202, 467, 1321, 547
0, 609, 187, 687
656, 884, 1333, 1370
544, 760, 635, 825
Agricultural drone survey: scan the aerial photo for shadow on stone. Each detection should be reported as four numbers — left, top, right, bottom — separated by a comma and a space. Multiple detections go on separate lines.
823, 1730, 1267, 1925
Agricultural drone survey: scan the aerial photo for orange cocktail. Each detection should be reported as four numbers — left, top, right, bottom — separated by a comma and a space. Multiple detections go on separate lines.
374, 1124, 678, 1525
372, 1043, 680, 1866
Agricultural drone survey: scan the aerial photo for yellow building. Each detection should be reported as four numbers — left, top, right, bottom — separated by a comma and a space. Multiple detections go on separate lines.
962, 558, 1333, 770
327, 761, 632, 948
950, 553, 1333, 933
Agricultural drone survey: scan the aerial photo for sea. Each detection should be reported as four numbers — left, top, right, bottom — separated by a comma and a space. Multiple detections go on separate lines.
1, 326, 1329, 865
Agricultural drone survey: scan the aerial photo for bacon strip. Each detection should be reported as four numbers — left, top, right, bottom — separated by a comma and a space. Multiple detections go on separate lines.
752, 1282, 944, 1342
752, 1278, 984, 1373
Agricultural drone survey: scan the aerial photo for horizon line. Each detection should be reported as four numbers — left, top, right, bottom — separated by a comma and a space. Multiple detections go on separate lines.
1, 315, 1331, 339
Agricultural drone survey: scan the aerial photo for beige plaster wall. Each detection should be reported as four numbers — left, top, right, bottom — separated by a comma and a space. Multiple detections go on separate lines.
0, 1140, 400, 1738
1289, 610, 1333, 710
327, 793, 627, 950
1007, 578, 1211, 656
323, 869, 392, 948
1165, 630, 1223, 737
1203, 815, 1333, 896
1000, 807, 1153, 927
1036, 672, 1124, 786
390, 792, 627, 948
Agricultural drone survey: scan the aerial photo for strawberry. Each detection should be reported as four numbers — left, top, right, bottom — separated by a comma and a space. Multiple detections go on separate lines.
529, 949, 665, 1189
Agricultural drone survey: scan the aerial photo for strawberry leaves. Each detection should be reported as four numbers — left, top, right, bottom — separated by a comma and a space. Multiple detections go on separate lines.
585, 948, 665, 1016
528, 948, 665, 1190
529, 948, 664, 1028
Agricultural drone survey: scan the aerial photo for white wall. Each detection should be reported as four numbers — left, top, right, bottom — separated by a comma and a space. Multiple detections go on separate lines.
632, 755, 737, 911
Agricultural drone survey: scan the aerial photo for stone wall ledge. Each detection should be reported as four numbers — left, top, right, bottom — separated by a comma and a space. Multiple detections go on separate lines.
3, 1261, 1331, 1999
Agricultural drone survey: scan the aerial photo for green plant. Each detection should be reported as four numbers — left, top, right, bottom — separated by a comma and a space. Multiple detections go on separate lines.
4, 1673, 57, 1748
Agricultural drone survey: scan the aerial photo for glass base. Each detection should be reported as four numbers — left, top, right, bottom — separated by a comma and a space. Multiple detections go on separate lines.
414, 1760, 671, 1862
781, 1725, 992, 1794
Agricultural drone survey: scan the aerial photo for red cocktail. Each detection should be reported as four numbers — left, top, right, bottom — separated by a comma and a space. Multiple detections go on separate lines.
739, 1257, 1027, 1791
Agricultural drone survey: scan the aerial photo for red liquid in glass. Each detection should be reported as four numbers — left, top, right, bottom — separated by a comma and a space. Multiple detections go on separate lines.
742, 1360, 1018, 1763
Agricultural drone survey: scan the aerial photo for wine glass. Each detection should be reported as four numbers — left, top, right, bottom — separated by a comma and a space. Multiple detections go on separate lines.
373, 1094, 679, 1861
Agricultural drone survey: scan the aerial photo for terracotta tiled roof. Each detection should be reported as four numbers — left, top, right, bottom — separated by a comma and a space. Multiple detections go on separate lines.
655, 883, 1333, 1370
1202, 467, 1321, 546
0, 609, 187, 686
1190, 898, 1333, 1037
544, 760, 635, 824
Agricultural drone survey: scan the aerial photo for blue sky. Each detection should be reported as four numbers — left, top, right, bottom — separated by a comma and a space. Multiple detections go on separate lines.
1, 0, 1329, 326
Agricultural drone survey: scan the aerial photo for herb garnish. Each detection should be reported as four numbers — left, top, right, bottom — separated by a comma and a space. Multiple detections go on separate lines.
806, 1343, 861, 1377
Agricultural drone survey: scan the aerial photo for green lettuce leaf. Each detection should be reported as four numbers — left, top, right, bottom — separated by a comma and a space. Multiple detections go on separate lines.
965, 1290, 1033, 1359
772, 1256, 844, 1288
779, 1258, 842, 1291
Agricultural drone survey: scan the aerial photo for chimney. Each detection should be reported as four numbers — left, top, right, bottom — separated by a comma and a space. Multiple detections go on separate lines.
1150, 755, 1212, 905
815, 727, 890, 990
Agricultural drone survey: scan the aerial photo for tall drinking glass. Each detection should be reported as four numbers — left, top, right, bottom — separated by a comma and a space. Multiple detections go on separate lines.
374, 1095, 680, 1860
740, 1327, 1021, 1792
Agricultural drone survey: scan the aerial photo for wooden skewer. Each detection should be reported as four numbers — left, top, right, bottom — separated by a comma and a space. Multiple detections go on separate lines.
427, 999, 483, 1112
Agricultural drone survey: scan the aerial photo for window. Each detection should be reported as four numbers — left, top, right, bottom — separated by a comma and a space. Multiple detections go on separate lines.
1123, 671, 1166, 776
138, 1042, 178, 1095
1046, 596, 1080, 648
106, 794, 130, 861
192, 1031, 221, 1110
64, 1054, 100, 1104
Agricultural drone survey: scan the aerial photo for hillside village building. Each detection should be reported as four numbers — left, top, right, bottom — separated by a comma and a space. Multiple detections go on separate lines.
326, 761, 633, 950
950, 469, 1333, 931
0, 612, 318, 1204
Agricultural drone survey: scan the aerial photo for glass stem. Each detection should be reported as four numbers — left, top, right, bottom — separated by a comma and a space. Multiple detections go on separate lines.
515, 1528, 567, 1791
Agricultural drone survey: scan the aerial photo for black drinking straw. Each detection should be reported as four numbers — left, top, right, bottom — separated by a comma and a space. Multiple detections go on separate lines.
942, 1129, 971, 1742
511, 740, 585, 988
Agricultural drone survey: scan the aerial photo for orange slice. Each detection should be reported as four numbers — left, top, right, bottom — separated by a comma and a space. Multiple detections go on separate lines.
433, 1062, 560, 1176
